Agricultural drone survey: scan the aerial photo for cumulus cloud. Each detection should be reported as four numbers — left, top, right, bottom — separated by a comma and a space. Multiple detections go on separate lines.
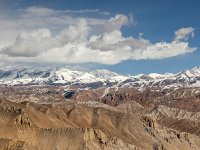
2, 28, 56, 57
56, 19, 89, 44
0, 7, 197, 65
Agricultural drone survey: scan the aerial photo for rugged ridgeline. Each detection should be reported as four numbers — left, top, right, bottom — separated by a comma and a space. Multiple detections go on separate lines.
1, 67, 200, 149
1, 66, 200, 90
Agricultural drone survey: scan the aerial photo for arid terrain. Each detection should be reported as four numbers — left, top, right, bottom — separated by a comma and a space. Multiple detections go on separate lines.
1, 85, 200, 150
1, 67, 200, 149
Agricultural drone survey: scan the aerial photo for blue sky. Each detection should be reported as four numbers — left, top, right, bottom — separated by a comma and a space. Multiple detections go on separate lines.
0, 0, 199, 75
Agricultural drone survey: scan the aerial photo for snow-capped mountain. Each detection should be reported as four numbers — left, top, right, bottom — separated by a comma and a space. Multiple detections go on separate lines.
122, 67, 200, 90
0, 67, 127, 86
1, 66, 200, 90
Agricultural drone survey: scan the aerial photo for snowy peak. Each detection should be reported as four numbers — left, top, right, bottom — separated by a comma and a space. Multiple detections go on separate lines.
184, 67, 200, 77
1, 66, 200, 90
148, 73, 174, 79
0, 67, 126, 86
175, 67, 200, 82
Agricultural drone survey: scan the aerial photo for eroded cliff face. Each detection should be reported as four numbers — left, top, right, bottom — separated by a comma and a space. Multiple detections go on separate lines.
0, 98, 200, 150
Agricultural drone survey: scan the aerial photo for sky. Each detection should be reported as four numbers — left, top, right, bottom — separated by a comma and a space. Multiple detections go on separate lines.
0, 0, 199, 75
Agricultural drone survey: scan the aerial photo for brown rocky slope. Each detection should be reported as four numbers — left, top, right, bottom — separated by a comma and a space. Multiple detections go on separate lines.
0, 97, 200, 150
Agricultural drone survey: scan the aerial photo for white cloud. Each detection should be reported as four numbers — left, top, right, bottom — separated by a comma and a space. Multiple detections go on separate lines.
102, 14, 129, 33
56, 19, 89, 44
174, 27, 195, 41
26, 6, 108, 16
64, 9, 100, 13
130, 41, 196, 60
25, 6, 56, 16
2, 28, 56, 57
0, 7, 197, 65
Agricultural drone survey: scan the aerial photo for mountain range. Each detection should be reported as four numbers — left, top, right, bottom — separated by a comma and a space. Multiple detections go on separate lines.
1, 66, 200, 149
1, 66, 200, 90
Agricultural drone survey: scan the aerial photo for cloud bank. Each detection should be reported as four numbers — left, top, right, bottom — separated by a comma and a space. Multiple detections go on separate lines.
0, 6, 197, 65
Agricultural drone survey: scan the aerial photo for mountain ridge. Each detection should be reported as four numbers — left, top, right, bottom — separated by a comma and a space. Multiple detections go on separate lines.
1, 66, 200, 90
